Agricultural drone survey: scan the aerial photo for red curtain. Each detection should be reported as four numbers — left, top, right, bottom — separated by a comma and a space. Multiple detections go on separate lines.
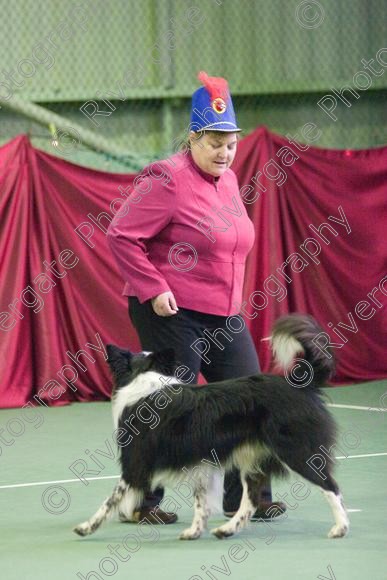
234, 127, 387, 383
0, 131, 386, 408
0, 136, 140, 408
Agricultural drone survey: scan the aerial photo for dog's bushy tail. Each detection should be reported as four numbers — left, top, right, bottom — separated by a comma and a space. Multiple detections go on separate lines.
271, 314, 335, 387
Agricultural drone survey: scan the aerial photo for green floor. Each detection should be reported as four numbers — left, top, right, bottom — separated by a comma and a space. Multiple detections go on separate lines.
1, 381, 386, 580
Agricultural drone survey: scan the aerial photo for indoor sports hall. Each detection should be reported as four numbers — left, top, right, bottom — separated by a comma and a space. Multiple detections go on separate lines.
1, 2, 386, 580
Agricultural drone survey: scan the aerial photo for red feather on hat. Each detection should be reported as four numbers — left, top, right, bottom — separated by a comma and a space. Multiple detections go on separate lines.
197, 71, 229, 101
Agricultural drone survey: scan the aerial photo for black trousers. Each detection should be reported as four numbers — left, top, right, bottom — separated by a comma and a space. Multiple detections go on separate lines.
128, 297, 272, 512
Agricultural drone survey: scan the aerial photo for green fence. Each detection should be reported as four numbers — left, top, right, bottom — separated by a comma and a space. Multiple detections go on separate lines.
1, 0, 386, 171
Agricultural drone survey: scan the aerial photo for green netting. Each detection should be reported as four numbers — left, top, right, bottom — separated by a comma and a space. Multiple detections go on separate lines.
1, 0, 386, 171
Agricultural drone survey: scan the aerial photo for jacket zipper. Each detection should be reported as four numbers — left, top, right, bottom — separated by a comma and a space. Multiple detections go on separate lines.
214, 176, 238, 313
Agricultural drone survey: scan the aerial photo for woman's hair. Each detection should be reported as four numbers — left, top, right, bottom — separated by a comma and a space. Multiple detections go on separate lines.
180, 130, 240, 152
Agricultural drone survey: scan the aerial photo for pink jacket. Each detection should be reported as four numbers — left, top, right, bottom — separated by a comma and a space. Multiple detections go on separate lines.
107, 151, 255, 316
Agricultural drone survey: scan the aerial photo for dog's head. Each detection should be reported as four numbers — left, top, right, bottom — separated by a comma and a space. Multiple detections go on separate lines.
106, 344, 177, 390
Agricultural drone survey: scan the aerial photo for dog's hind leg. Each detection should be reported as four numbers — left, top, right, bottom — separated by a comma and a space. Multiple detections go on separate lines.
281, 456, 349, 539
321, 485, 349, 539
299, 469, 349, 539
211, 473, 259, 539
179, 474, 210, 541
73, 478, 142, 536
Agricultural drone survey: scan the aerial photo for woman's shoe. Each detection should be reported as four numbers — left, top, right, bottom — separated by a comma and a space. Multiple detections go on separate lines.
119, 507, 178, 525
224, 501, 287, 520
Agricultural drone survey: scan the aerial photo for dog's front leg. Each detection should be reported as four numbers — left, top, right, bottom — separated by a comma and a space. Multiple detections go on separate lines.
211, 475, 255, 539
74, 477, 129, 536
179, 480, 209, 541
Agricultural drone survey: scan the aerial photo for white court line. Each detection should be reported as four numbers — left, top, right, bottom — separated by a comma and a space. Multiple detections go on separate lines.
1, 452, 386, 490
0, 475, 119, 490
328, 404, 387, 412
336, 452, 387, 460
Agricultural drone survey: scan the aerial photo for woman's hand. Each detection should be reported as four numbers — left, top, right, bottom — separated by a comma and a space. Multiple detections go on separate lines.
151, 291, 179, 317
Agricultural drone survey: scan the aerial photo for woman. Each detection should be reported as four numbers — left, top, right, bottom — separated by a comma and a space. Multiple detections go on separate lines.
107, 72, 285, 525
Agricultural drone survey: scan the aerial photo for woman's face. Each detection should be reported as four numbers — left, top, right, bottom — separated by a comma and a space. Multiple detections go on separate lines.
189, 131, 238, 177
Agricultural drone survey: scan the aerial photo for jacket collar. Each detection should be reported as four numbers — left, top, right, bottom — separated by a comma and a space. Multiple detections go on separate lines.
187, 150, 220, 185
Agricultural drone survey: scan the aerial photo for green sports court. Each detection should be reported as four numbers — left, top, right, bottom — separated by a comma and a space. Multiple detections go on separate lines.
1, 381, 386, 580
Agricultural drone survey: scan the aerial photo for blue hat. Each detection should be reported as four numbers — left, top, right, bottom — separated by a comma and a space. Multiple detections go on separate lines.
190, 71, 241, 133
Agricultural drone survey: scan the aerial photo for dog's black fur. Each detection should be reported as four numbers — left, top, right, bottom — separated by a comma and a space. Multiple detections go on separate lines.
74, 314, 349, 540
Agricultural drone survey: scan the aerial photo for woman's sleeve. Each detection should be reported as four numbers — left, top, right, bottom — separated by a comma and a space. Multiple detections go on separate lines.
107, 163, 176, 303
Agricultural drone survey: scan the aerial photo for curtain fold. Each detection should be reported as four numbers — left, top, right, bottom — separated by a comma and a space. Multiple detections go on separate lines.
0, 136, 139, 408
233, 127, 387, 383
0, 131, 386, 408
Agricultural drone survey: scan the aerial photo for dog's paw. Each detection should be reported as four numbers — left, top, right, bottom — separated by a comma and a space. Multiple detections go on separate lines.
327, 524, 349, 539
210, 526, 235, 539
73, 522, 92, 536
118, 511, 134, 523
179, 527, 202, 540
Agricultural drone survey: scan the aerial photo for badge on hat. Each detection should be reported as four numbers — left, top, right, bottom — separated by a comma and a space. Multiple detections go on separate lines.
190, 71, 241, 133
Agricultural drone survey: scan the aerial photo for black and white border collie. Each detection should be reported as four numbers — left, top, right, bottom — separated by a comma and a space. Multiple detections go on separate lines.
74, 314, 349, 540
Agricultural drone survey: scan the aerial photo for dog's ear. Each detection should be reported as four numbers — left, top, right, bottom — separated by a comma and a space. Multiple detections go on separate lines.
106, 344, 132, 377
150, 348, 176, 374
